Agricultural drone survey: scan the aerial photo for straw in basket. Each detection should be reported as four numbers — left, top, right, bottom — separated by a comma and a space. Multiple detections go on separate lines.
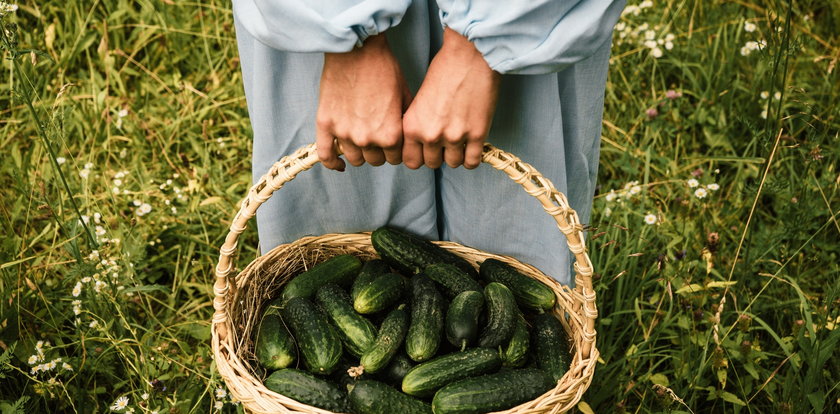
211, 142, 599, 413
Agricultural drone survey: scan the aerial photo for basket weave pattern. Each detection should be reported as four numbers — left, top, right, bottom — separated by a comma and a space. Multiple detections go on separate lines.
211, 143, 599, 413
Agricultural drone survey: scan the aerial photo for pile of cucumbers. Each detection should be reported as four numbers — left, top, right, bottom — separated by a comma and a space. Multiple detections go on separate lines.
254, 226, 572, 414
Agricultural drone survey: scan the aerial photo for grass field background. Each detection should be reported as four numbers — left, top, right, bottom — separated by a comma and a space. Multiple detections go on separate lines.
1, 0, 838, 412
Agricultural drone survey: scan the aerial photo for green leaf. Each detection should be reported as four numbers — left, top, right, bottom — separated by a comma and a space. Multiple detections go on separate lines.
806, 391, 825, 412
123, 284, 171, 294
720, 391, 746, 406
577, 401, 595, 414
676, 283, 704, 295
649, 373, 670, 387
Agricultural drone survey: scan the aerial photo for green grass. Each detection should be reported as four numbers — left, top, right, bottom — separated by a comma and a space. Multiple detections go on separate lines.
1, 0, 838, 413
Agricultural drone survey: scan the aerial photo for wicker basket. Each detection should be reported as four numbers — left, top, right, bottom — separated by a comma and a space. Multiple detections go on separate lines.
211, 143, 599, 413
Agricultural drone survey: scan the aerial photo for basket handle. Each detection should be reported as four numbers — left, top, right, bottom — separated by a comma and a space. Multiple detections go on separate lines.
212, 142, 597, 357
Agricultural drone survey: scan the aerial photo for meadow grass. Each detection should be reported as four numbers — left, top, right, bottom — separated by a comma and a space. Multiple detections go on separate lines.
1, 0, 838, 413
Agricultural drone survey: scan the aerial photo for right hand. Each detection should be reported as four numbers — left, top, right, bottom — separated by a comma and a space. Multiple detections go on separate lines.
316, 34, 412, 171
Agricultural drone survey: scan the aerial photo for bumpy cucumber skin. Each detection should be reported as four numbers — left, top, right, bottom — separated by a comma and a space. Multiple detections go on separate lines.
351, 259, 391, 302
424, 263, 483, 299
254, 310, 296, 371
532, 313, 572, 381
445, 290, 484, 350
349, 380, 432, 414
502, 313, 530, 368
371, 227, 477, 277
264, 368, 349, 412
401, 348, 502, 398
280, 254, 362, 303
281, 297, 342, 375
478, 282, 518, 348
431, 368, 555, 414
360, 306, 409, 374
315, 283, 378, 357
479, 259, 556, 312
354, 272, 405, 315
406, 275, 446, 362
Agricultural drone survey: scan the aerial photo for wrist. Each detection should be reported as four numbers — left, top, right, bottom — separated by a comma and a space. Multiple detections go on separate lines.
325, 34, 390, 64
441, 28, 499, 80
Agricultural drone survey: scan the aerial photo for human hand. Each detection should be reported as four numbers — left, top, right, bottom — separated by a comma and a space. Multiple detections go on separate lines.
316, 34, 412, 171
402, 28, 501, 169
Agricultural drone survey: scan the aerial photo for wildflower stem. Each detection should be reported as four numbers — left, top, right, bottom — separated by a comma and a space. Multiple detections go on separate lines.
0, 18, 98, 250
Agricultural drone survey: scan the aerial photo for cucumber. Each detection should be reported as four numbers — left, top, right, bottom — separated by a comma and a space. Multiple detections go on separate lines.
360, 305, 409, 374
379, 353, 415, 386
281, 297, 342, 375
445, 290, 484, 351
401, 348, 502, 398
280, 254, 362, 303
264, 368, 349, 412
348, 380, 432, 414
431, 368, 555, 414
424, 263, 482, 299
371, 226, 477, 277
405, 275, 446, 362
352, 259, 392, 302
501, 313, 530, 368
254, 310, 296, 371
478, 282, 518, 348
354, 272, 406, 315
479, 259, 556, 312
315, 283, 378, 357
532, 313, 572, 381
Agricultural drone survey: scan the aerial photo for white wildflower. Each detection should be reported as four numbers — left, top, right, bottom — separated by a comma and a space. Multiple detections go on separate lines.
664, 41, 674, 50
744, 21, 756, 32
0, 2, 20, 16
72, 282, 82, 297
644, 214, 658, 225
89, 320, 98, 328
773, 91, 781, 100
757, 39, 767, 48
694, 188, 708, 199
651, 47, 663, 58
110, 396, 129, 411
84, 162, 94, 170
95, 226, 106, 236
56, 157, 66, 165
132, 200, 141, 206
79, 169, 91, 179
760, 91, 770, 99
603, 207, 612, 217
28, 355, 41, 365
136, 203, 152, 217
639, 0, 653, 8
629, 185, 642, 195
94, 280, 107, 293
117, 109, 129, 118
141, 393, 149, 400
605, 190, 617, 202
214, 401, 224, 410
687, 178, 699, 188
644, 30, 656, 40
644, 39, 658, 49
73, 299, 82, 315
707, 183, 720, 191
113, 187, 121, 194
215, 387, 227, 399
615, 22, 626, 31
113, 179, 122, 187
82, 276, 92, 283
62, 362, 73, 371
760, 109, 768, 119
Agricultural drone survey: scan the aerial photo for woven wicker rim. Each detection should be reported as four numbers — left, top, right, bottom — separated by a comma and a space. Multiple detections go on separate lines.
211, 143, 599, 413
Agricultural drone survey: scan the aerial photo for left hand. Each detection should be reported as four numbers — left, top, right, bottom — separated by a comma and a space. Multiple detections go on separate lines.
402, 28, 502, 170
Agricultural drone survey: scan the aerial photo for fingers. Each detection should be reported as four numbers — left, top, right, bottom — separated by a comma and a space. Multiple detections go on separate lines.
463, 137, 484, 169
315, 124, 345, 172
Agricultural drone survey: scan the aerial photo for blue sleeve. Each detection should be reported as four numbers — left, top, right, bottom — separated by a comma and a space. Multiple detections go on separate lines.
232, 0, 412, 53
436, 0, 626, 74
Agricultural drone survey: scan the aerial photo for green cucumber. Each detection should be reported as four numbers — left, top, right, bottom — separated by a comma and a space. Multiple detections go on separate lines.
281, 297, 342, 375
348, 380, 432, 414
280, 254, 362, 303
351, 259, 392, 302
532, 313, 572, 381
401, 348, 502, 398
405, 275, 446, 362
445, 290, 484, 350
424, 263, 482, 299
371, 226, 477, 277
431, 368, 555, 414
478, 282, 517, 348
354, 272, 406, 315
501, 313, 530, 367
379, 353, 415, 386
264, 368, 348, 412
479, 259, 556, 312
315, 283, 377, 357
360, 305, 409, 374
254, 309, 296, 371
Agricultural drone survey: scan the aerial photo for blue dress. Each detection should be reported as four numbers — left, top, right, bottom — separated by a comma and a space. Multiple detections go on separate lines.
233, 0, 624, 285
